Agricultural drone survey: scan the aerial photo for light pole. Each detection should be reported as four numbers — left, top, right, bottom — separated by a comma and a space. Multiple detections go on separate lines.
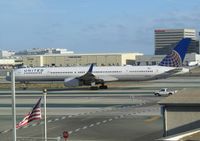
43, 89, 47, 141
11, 69, 16, 141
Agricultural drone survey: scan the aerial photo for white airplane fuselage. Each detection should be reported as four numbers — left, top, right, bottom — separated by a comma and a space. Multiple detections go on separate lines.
14, 65, 188, 82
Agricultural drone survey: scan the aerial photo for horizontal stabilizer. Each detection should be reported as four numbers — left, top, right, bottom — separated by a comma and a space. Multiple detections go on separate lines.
163, 68, 183, 74
96, 75, 118, 82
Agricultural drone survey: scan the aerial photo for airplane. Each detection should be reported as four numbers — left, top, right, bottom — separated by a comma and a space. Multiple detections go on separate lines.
7, 38, 191, 90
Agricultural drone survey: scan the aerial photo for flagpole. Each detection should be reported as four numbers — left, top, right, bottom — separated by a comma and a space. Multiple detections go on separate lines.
11, 69, 16, 141
43, 89, 47, 141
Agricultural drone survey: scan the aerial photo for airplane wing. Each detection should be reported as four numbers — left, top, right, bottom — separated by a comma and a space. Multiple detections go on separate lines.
78, 64, 118, 86
96, 75, 118, 82
163, 68, 183, 75
64, 64, 117, 89
78, 64, 118, 82
78, 64, 96, 83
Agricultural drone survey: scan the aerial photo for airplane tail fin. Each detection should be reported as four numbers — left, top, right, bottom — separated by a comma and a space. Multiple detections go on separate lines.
88, 64, 94, 73
158, 38, 191, 67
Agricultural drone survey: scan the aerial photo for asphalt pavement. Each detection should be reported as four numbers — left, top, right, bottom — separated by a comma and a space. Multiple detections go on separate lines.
0, 76, 200, 141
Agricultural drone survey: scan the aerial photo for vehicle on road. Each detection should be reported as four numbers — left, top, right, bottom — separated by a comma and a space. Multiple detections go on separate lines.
154, 88, 177, 96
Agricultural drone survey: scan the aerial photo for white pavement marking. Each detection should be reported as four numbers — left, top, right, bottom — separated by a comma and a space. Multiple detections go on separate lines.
61, 116, 66, 119
96, 122, 101, 125
2, 129, 10, 133
22, 104, 154, 136
75, 128, 80, 132
89, 124, 94, 127
69, 110, 145, 135
0, 101, 149, 135
103, 120, 107, 123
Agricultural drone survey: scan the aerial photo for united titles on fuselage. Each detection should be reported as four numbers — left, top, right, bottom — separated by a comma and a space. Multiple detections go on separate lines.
24, 69, 44, 74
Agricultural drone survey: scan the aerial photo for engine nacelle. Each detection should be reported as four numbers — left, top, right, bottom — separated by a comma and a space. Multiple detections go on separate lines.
64, 77, 80, 87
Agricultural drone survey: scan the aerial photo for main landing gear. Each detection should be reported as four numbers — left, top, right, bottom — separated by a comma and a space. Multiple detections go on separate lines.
90, 83, 108, 90
99, 84, 108, 89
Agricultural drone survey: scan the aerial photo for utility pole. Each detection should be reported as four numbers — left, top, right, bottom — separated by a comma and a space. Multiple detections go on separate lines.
12, 69, 16, 141
43, 89, 47, 141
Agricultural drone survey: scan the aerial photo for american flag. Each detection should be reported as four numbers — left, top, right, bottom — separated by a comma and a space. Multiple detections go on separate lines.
17, 97, 42, 128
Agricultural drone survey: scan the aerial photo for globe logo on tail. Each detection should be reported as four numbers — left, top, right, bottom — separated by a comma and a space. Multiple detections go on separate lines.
158, 38, 191, 67
159, 50, 182, 67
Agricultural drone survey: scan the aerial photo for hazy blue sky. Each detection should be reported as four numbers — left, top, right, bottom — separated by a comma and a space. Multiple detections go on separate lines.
0, 0, 200, 54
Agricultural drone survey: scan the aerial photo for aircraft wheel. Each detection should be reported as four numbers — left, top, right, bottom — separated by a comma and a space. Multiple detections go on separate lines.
99, 85, 108, 89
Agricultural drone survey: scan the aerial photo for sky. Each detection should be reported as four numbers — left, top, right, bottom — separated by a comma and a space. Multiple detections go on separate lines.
0, 0, 200, 55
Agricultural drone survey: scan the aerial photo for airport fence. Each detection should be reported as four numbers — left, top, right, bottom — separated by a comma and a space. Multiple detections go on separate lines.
17, 137, 62, 141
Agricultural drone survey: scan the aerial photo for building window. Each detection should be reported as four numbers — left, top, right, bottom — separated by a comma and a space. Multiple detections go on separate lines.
152, 61, 156, 65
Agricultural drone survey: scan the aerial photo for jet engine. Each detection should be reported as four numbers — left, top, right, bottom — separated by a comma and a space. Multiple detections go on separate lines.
64, 77, 80, 87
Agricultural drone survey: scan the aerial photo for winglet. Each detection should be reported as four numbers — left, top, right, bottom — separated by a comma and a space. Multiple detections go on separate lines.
159, 38, 191, 67
88, 64, 94, 73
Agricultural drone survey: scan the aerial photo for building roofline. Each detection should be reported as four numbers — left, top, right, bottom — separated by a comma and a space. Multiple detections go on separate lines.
19, 52, 144, 57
